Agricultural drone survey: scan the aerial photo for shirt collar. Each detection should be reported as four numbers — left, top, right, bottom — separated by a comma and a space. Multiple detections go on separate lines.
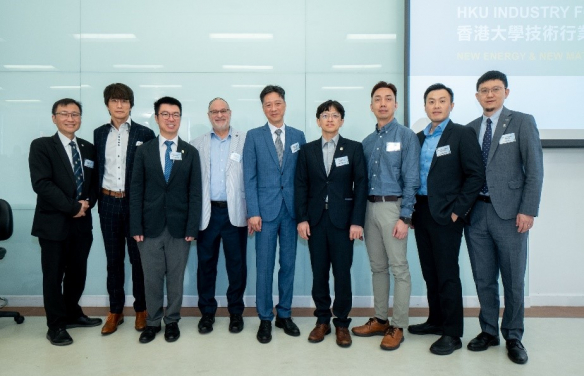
57, 131, 77, 147
268, 122, 285, 134
423, 118, 450, 136
321, 134, 339, 147
211, 126, 231, 141
110, 116, 132, 130
376, 118, 398, 133
159, 134, 179, 147
483, 107, 503, 126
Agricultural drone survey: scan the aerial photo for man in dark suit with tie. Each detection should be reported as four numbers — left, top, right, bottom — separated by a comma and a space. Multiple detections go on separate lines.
243, 85, 306, 343
130, 96, 202, 344
465, 71, 544, 365
408, 84, 484, 355
294, 100, 368, 347
29, 98, 102, 346
94, 83, 155, 335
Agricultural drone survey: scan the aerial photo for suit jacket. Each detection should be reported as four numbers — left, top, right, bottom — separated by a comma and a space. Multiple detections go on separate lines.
467, 107, 543, 219
191, 128, 247, 230
415, 121, 485, 225
243, 123, 306, 222
129, 137, 202, 239
29, 133, 98, 241
93, 120, 155, 211
295, 135, 368, 229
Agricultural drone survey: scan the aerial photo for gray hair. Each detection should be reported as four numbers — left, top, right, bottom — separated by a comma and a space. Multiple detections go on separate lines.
208, 97, 229, 110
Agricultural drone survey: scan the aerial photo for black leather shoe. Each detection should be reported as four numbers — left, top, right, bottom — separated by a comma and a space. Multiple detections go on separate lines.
430, 335, 462, 355
257, 320, 272, 344
408, 321, 443, 335
229, 314, 244, 333
46, 328, 73, 346
164, 322, 180, 342
506, 339, 528, 364
198, 314, 215, 334
467, 332, 500, 351
66, 315, 103, 328
275, 316, 301, 337
139, 325, 161, 344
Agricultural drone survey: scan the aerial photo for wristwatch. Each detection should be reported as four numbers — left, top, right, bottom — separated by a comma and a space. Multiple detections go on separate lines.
399, 216, 412, 225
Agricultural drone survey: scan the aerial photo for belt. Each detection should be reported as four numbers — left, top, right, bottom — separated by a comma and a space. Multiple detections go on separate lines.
368, 195, 401, 203
211, 201, 228, 208
102, 188, 125, 198
476, 195, 492, 204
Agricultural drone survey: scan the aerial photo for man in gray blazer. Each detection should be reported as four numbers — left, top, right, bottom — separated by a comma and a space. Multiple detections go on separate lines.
465, 71, 544, 365
191, 98, 250, 335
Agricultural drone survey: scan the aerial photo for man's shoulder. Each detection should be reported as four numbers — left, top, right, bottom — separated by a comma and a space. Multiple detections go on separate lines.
340, 137, 361, 148
132, 122, 155, 136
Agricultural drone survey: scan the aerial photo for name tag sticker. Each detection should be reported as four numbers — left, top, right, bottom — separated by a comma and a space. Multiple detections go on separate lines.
170, 151, 182, 161
500, 133, 516, 144
291, 142, 300, 153
335, 156, 349, 167
230, 152, 242, 162
386, 142, 401, 152
83, 159, 94, 168
436, 145, 451, 157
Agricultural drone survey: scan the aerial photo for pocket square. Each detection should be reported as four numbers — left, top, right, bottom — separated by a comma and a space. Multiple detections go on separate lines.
136, 141, 143, 146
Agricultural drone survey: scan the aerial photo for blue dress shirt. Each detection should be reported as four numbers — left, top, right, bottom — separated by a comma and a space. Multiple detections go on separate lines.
418, 119, 449, 195
210, 129, 231, 201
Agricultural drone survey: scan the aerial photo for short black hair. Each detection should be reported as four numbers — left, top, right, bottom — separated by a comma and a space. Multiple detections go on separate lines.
424, 83, 454, 103
476, 70, 508, 91
371, 81, 397, 98
154, 96, 182, 115
103, 83, 134, 107
260, 85, 285, 103
52, 98, 82, 115
316, 100, 345, 119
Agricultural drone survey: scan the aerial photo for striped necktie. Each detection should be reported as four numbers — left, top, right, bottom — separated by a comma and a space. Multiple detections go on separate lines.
164, 140, 174, 183
70, 141, 83, 199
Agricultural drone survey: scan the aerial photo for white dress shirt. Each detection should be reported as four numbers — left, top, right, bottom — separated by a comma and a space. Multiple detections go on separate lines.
102, 118, 131, 191
57, 131, 83, 177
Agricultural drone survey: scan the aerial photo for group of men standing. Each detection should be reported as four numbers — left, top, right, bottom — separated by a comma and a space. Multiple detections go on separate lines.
28, 70, 543, 365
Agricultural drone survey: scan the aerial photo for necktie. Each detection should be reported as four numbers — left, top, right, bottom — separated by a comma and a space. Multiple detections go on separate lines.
274, 129, 283, 167
480, 118, 492, 195
70, 141, 84, 199
164, 140, 174, 183
324, 140, 334, 175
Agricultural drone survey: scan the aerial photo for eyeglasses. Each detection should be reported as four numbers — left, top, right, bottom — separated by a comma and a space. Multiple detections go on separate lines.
263, 101, 284, 109
478, 86, 505, 96
320, 113, 341, 120
54, 112, 81, 119
109, 98, 130, 105
158, 112, 181, 119
208, 109, 230, 115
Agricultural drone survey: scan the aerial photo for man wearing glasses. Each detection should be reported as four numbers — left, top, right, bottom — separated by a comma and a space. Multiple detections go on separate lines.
190, 98, 250, 334
465, 71, 543, 364
130, 96, 202, 344
94, 83, 155, 335
29, 98, 101, 346
294, 100, 367, 347
243, 85, 306, 343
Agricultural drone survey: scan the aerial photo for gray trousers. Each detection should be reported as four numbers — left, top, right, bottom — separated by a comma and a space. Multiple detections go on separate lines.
464, 201, 528, 341
364, 200, 411, 328
138, 227, 191, 326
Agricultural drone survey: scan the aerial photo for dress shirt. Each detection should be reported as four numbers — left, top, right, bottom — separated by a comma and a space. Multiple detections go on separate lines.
210, 129, 231, 201
268, 122, 286, 147
102, 118, 131, 191
57, 131, 84, 178
478, 107, 503, 145
362, 118, 420, 218
322, 134, 339, 175
418, 119, 449, 195
159, 135, 179, 172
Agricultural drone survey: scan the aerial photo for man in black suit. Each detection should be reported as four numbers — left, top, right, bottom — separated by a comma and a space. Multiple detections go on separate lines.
29, 98, 102, 346
94, 83, 155, 335
295, 100, 368, 347
408, 84, 484, 355
130, 96, 202, 344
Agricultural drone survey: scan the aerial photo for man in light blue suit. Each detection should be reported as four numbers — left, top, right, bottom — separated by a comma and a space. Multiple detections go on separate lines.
243, 85, 306, 344
464, 71, 544, 365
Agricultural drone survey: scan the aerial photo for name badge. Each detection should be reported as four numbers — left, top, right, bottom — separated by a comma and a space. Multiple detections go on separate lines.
230, 152, 242, 162
291, 142, 300, 153
500, 133, 516, 144
386, 142, 401, 152
335, 156, 349, 167
170, 151, 182, 161
436, 145, 451, 157
136, 141, 143, 146
84, 159, 94, 168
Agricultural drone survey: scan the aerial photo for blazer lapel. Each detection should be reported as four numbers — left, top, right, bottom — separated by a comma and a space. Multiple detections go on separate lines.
167, 138, 186, 184
311, 138, 327, 177
429, 121, 453, 173
78, 140, 94, 198
487, 107, 512, 165
226, 129, 240, 173
328, 136, 346, 176
52, 134, 76, 187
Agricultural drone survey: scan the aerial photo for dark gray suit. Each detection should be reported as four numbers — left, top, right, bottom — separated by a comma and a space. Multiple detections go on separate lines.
465, 106, 544, 341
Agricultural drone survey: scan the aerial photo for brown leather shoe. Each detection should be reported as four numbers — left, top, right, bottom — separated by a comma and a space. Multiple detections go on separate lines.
101, 313, 124, 335
308, 323, 331, 343
380, 326, 405, 351
336, 327, 352, 348
351, 317, 389, 337
135, 311, 147, 332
